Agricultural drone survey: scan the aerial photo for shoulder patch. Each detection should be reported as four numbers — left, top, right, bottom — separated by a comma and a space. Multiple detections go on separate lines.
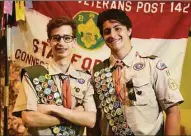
156, 60, 167, 70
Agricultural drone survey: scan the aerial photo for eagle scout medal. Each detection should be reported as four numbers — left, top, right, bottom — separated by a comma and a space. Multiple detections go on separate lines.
78, 78, 85, 84
133, 62, 144, 71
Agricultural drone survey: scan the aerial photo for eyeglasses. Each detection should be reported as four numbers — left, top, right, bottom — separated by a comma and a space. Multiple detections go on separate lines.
50, 35, 74, 43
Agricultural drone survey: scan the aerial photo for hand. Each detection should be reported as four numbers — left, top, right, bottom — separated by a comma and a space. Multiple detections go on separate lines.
73, 105, 84, 112
11, 117, 26, 134
37, 104, 53, 114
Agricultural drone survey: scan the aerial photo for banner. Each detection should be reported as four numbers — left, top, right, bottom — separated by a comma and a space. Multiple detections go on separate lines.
11, 1, 191, 85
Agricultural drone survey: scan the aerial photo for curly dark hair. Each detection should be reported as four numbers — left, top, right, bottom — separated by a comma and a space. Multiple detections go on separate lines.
47, 16, 77, 39
97, 9, 132, 38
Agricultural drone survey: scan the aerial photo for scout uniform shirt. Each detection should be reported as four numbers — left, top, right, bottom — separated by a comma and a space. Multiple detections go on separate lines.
13, 60, 97, 136
91, 47, 183, 135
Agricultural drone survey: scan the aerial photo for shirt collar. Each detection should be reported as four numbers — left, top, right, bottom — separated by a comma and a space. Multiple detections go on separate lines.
109, 46, 137, 68
47, 59, 79, 78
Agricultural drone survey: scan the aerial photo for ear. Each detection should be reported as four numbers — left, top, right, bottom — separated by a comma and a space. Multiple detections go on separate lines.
127, 28, 132, 37
72, 38, 77, 48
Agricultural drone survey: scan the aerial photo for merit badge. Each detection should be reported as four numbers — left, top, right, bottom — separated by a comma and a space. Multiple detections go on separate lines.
109, 103, 114, 110
101, 100, 107, 107
106, 97, 111, 104
112, 126, 118, 133
42, 82, 48, 88
45, 74, 51, 80
38, 91, 44, 97
156, 60, 167, 70
107, 82, 114, 88
106, 77, 112, 82
44, 88, 51, 95
109, 88, 115, 95
99, 93, 104, 101
35, 85, 42, 92
60, 126, 66, 131
101, 74, 106, 79
104, 106, 109, 113
69, 129, 75, 135
51, 85, 57, 92
78, 78, 85, 84
62, 131, 69, 136
106, 113, 112, 120
111, 110, 116, 117
40, 97, 47, 104
106, 72, 112, 78
56, 99, 62, 106
33, 78, 39, 85
95, 82, 101, 89
48, 79, 54, 86
97, 89, 102, 94
116, 108, 122, 115
53, 127, 60, 134
100, 69, 105, 74
133, 62, 145, 71
111, 95, 117, 102
39, 75, 45, 82
47, 94, 54, 101
114, 101, 120, 108
168, 79, 178, 90
105, 67, 110, 72
95, 76, 101, 82
104, 92, 109, 97
102, 85, 107, 91
114, 117, 118, 124
94, 71, 100, 77
54, 92, 60, 99
101, 80, 106, 85
109, 119, 115, 126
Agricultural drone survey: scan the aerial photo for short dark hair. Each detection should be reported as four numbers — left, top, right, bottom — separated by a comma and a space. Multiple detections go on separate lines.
97, 9, 132, 37
47, 16, 76, 39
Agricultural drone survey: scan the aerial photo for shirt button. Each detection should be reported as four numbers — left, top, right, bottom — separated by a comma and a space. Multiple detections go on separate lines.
137, 91, 142, 95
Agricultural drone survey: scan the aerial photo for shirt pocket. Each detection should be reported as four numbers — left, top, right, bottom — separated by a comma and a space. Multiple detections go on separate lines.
132, 77, 150, 106
71, 87, 84, 105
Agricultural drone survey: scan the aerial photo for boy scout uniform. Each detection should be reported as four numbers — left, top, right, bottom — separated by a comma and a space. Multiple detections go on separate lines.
13, 60, 96, 136
89, 47, 183, 135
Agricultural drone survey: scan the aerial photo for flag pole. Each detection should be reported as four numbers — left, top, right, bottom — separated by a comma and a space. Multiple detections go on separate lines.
3, 13, 11, 136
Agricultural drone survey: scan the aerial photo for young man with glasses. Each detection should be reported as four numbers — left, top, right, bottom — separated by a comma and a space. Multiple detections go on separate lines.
87, 9, 184, 136
13, 16, 96, 136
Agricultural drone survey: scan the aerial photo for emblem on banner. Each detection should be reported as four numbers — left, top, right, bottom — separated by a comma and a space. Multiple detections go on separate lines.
73, 11, 104, 50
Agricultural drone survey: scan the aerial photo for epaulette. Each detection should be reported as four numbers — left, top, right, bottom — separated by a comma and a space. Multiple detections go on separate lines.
76, 69, 91, 75
141, 55, 158, 59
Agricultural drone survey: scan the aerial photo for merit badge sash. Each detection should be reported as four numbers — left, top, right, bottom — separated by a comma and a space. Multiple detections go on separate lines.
93, 66, 135, 136
21, 65, 79, 136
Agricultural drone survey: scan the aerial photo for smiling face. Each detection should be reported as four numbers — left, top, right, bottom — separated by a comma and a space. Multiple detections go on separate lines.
48, 25, 75, 61
102, 20, 132, 55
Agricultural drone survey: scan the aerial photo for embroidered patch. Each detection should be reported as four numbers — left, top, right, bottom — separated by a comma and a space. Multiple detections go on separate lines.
133, 63, 145, 71
78, 78, 85, 84
156, 60, 167, 70
168, 79, 178, 90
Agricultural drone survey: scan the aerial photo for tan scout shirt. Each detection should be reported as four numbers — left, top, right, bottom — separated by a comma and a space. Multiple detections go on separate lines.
13, 60, 96, 136
108, 47, 184, 135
